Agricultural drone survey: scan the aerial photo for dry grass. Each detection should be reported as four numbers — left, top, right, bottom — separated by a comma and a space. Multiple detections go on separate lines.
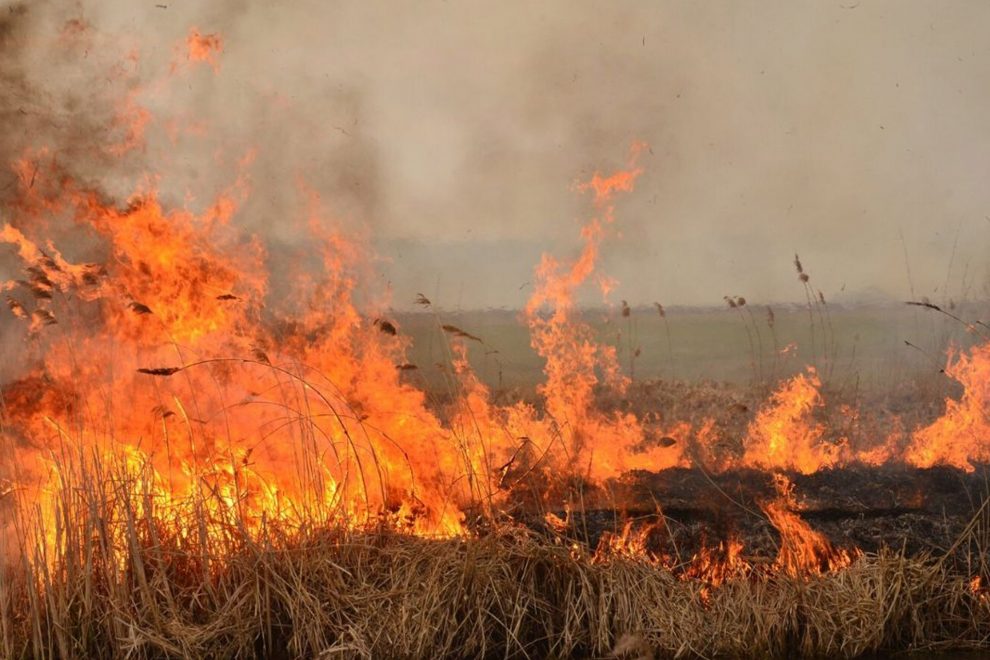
1, 454, 988, 659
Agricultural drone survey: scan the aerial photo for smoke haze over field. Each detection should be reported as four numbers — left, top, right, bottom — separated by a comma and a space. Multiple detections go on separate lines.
3, 1, 990, 309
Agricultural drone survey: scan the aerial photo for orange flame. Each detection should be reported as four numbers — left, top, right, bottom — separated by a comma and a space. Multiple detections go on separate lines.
185, 28, 223, 71
7, 20, 990, 585
906, 343, 990, 471
0, 88, 669, 542
742, 368, 845, 474
521, 143, 682, 481
762, 475, 857, 576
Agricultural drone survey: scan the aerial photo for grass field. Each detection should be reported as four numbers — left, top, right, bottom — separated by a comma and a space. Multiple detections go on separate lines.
2, 298, 988, 658
398, 302, 983, 394
3, 232, 987, 657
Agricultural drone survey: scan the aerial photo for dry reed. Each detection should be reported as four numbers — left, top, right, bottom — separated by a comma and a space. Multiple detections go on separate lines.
1, 450, 988, 659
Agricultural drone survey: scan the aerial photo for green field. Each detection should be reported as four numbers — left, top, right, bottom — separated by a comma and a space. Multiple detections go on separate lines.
396, 302, 984, 394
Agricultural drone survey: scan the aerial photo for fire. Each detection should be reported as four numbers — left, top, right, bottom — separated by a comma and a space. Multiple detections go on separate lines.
686, 537, 750, 587
522, 142, 684, 482
108, 95, 152, 157
3, 12, 990, 660
3, 18, 990, 591
184, 28, 223, 71
906, 342, 990, 471
0, 43, 669, 544
971, 576, 989, 602
593, 519, 751, 588
0, 178, 469, 535
741, 368, 844, 474
595, 519, 663, 562
762, 475, 857, 576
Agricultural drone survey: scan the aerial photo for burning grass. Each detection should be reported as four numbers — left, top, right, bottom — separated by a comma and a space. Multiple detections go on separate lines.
4, 142, 990, 655
3, 152, 990, 657
3, 455, 990, 659
3, 22, 990, 657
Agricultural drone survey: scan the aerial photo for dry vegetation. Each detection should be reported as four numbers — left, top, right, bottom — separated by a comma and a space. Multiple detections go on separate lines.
0, 446, 985, 659
0, 30, 987, 655
2, 251, 988, 658
1, 184, 986, 658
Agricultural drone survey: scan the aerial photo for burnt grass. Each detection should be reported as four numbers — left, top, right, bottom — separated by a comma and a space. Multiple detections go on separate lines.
524, 464, 989, 565
478, 377, 988, 566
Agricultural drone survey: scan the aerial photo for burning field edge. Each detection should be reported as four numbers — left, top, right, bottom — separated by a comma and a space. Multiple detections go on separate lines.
5, 469, 990, 660
3, 12, 990, 659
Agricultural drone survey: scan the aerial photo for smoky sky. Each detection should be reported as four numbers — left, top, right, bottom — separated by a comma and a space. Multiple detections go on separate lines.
4, 1, 990, 310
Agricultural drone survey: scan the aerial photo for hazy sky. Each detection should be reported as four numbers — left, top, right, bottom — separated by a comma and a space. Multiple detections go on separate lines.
5, 1, 990, 309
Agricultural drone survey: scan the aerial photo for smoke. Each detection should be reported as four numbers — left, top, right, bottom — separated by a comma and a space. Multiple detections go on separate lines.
2, 0, 990, 309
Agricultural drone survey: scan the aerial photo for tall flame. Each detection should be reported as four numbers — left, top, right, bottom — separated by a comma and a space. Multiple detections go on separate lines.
906, 343, 990, 472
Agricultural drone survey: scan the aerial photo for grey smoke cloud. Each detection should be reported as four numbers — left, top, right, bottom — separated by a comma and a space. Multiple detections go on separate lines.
3, 1, 990, 309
